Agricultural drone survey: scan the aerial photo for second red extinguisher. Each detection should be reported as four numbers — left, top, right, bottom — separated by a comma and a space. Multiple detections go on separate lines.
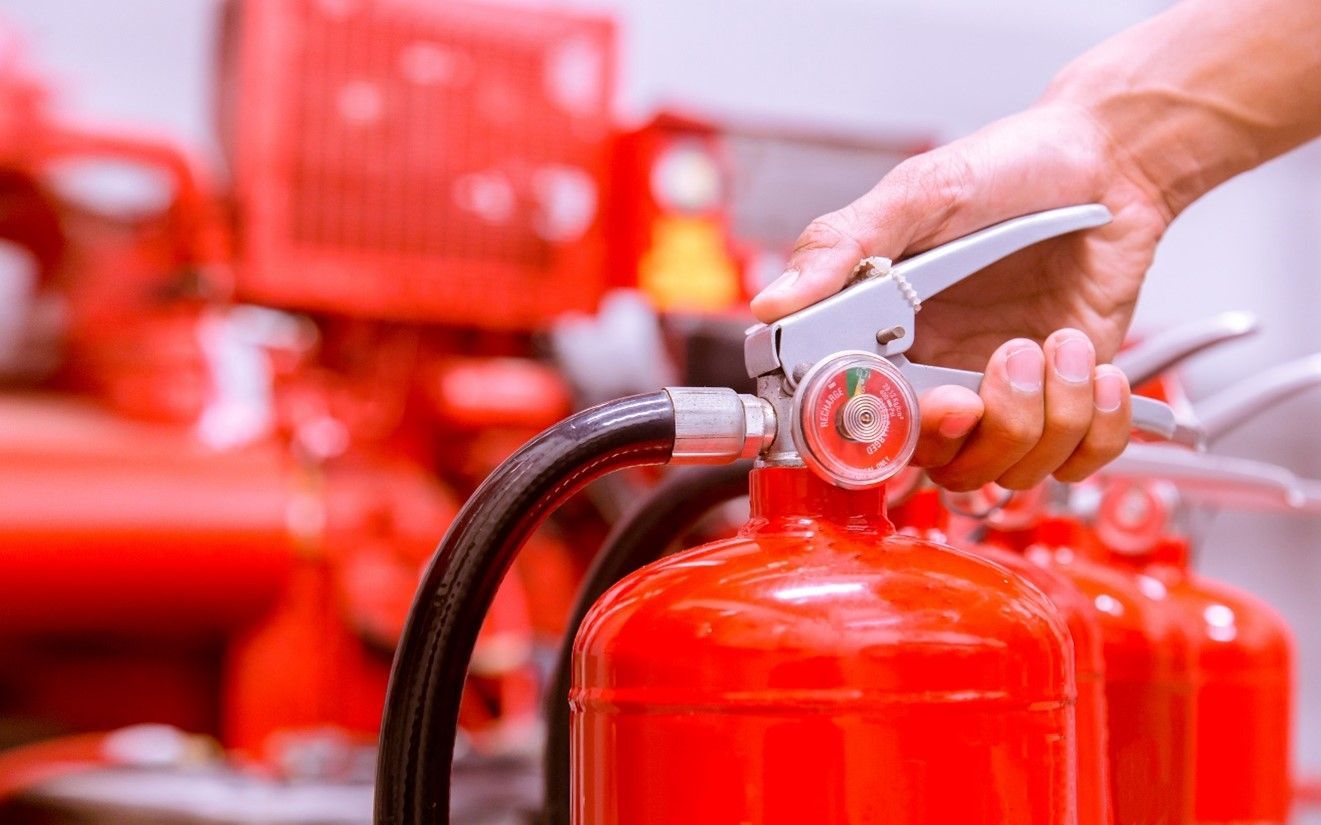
890, 482, 1112, 825
1094, 477, 1293, 825
973, 489, 1198, 825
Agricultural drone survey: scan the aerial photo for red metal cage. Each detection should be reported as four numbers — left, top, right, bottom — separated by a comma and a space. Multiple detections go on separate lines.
221, 0, 615, 329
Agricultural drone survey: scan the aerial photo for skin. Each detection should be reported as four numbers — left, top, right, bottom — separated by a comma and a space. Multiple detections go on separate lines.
752, 0, 1321, 491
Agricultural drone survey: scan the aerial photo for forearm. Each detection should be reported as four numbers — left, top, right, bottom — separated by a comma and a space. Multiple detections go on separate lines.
1043, 0, 1321, 218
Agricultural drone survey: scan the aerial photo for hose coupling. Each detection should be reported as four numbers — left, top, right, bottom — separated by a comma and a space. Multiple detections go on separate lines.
664, 387, 775, 464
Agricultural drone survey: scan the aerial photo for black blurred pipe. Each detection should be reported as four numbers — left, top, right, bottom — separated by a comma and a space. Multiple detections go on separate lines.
375, 393, 677, 825
543, 461, 753, 825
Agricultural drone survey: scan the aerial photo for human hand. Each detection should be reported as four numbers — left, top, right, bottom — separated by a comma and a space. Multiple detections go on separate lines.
752, 104, 1172, 490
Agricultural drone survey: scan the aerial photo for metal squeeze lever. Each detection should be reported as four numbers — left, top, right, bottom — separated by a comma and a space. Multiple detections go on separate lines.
744, 204, 1201, 477
1114, 310, 1260, 388
1083, 345, 1321, 547
1194, 353, 1321, 442
1101, 443, 1306, 513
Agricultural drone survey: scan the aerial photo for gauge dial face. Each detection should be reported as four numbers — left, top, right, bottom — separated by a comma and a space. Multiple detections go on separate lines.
793, 352, 919, 489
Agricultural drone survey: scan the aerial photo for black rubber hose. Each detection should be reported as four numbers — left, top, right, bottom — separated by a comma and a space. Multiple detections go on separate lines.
375, 392, 677, 825
543, 461, 752, 825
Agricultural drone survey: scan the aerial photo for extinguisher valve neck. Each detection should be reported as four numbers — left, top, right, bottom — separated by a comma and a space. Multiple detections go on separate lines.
665, 387, 775, 464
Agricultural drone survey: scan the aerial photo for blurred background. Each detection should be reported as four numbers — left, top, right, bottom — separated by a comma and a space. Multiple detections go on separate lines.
1, 0, 1320, 822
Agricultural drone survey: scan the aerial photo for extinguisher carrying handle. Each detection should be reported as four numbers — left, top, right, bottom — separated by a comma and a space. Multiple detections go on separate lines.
1098, 442, 1308, 512
1193, 352, 1321, 443
744, 204, 1111, 383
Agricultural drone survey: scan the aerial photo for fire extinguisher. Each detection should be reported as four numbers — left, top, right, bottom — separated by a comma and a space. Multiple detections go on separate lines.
542, 461, 752, 825
544, 468, 1113, 825
894, 484, 1114, 825
1093, 481, 1293, 825
374, 205, 1194, 824
961, 312, 1284, 825
1015, 512, 1198, 825
1090, 353, 1321, 825
962, 481, 1198, 825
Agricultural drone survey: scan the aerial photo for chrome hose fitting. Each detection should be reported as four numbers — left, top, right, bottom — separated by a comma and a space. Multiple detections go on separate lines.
665, 387, 776, 464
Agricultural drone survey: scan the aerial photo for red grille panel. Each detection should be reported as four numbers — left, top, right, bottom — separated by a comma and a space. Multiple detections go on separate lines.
224, 0, 614, 328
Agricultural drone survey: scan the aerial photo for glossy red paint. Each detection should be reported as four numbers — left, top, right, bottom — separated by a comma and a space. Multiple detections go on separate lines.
1100, 529, 1292, 824
1008, 517, 1197, 825
890, 488, 1112, 825
573, 466, 1077, 824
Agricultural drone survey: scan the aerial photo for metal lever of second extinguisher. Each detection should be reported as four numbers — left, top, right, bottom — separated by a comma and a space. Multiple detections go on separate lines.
1194, 352, 1321, 443
1114, 311, 1260, 387
1102, 443, 1305, 512
894, 356, 1204, 447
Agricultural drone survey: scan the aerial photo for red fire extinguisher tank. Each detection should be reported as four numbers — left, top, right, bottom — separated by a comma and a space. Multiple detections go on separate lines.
1161, 540, 1292, 824
1021, 517, 1197, 825
890, 487, 1111, 825
572, 467, 1078, 824
1093, 481, 1293, 824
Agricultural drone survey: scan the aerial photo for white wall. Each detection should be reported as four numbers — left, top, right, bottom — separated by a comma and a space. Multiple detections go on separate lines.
8, 0, 1321, 769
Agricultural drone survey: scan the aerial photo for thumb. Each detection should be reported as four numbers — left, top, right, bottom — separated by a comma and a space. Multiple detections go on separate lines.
749, 154, 965, 323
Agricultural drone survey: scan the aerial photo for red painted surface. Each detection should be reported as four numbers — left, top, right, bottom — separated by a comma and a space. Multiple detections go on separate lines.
1103, 532, 1293, 824
573, 467, 1076, 824
1006, 517, 1198, 825
223, 0, 616, 328
0, 400, 294, 637
890, 488, 1112, 825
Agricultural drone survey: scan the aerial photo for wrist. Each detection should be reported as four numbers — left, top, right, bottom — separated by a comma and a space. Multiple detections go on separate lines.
1040, 24, 1271, 220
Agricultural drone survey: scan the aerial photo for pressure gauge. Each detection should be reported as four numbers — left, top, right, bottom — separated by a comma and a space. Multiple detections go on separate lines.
791, 351, 919, 489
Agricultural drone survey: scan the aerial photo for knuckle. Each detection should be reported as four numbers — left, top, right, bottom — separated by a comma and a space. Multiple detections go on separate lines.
912, 444, 959, 471
1044, 404, 1091, 442
1084, 424, 1129, 463
792, 219, 841, 255
991, 415, 1043, 450
928, 468, 981, 494
997, 468, 1048, 491
1052, 463, 1089, 484
1054, 430, 1127, 483
896, 151, 970, 217
793, 209, 869, 258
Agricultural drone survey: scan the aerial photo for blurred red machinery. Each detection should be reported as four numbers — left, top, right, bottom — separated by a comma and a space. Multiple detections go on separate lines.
0, 1, 926, 808
0, 0, 614, 778
219, 0, 615, 329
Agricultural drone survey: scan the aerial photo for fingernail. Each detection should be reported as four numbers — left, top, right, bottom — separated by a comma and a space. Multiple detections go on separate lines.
1006, 346, 1044, 393
1054, 336, 1093, 383
762, 268, 800, 295
938, 412, 978, 439
1095, 368, 1124, 412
